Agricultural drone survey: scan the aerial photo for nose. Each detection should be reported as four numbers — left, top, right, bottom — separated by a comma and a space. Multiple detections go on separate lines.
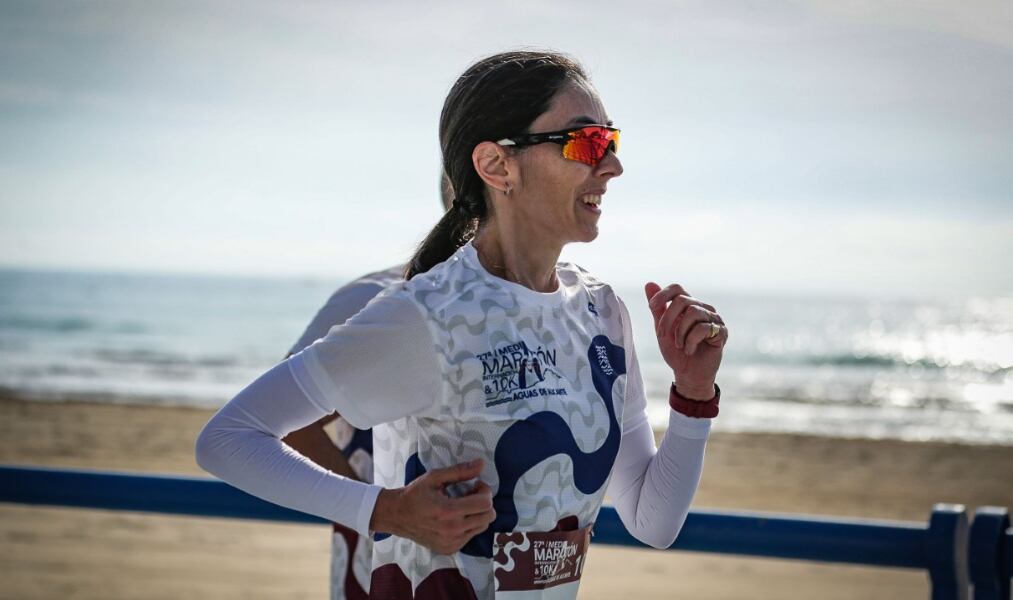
594, 150, 623, 180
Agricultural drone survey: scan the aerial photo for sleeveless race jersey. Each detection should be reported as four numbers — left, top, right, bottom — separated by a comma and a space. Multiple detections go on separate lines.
326, 242, 634, 598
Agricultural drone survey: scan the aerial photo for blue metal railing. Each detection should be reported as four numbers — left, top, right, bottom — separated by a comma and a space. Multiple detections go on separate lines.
1, 464, 1009, 598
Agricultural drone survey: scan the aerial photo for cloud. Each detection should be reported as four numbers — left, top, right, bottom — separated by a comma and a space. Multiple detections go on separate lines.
1, 0, 1010, 295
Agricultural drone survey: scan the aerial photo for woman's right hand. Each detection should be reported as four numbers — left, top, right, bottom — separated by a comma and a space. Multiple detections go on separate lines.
369, 458, 496, 555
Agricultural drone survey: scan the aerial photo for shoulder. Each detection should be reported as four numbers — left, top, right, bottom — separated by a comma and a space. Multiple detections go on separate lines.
394, 247, 492, 314
556, 261, 615, 299
320, 265, 405, 309
352, 264, 405, 288
556, 262, 633, 331
289, 264, 407, 356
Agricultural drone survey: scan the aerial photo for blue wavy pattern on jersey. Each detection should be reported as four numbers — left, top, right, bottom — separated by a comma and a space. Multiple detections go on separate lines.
461, 334, 625, 558
376, 336, 624, 552
404, 452, 427, 484
373, 453, 427, 542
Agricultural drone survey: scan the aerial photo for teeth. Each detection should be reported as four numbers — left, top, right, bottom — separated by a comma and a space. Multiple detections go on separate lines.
580, 194, 602, 207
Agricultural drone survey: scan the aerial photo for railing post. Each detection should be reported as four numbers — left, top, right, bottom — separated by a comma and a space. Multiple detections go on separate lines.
968, 506, 1010, 600
926, 504, 969, 600
1005, 528, 1013, 595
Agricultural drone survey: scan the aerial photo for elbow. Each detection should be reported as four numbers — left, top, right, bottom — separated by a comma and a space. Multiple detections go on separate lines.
635, 522, 683, 550
614, 508, 675, 550
194, 424, 213, 474
627, 509, 688, 550
635, 527, 679, 550
194, 419, 225, 477
613, 493, 682, 549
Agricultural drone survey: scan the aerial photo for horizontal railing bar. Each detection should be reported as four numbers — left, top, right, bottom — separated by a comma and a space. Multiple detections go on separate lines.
594, 505, 927, 568
0, 464, 327, 524
0, 465, 928, 569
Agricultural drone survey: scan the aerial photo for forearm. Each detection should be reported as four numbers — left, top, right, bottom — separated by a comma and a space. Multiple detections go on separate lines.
282, 415, 360, 480
608, 411, 710, 549
195, 361, 382, 534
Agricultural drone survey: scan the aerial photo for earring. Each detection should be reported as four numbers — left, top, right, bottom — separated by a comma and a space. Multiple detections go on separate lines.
504, 184, 512, 197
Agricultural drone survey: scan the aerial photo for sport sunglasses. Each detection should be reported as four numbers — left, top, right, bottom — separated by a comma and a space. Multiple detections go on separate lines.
496, 125, 620, 167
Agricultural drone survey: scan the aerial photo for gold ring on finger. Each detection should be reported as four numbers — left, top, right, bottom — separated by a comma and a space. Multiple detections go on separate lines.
707, 322, 720, 339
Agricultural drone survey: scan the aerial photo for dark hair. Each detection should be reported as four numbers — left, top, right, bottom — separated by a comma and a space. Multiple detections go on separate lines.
406, 50, 588, 279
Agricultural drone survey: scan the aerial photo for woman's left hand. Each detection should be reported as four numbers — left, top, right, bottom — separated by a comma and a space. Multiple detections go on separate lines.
645, 282, 728, 400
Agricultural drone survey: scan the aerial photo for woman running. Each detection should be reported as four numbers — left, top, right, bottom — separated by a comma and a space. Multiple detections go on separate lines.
196, 49, 728, 599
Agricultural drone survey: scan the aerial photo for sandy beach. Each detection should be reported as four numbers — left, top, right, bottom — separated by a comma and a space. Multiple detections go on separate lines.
1, 394, 1010, 599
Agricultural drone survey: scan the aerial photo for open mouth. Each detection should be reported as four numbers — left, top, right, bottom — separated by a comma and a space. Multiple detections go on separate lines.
579, 194, 602, 213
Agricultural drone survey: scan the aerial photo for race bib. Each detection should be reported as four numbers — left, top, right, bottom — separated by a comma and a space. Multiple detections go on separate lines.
492, 525, 592, 599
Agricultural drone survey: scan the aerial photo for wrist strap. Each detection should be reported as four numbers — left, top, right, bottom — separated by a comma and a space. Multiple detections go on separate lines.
669, 383, 720, 418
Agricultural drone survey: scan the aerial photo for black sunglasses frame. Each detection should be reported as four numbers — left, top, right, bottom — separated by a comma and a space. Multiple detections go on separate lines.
496, 125, 620, 151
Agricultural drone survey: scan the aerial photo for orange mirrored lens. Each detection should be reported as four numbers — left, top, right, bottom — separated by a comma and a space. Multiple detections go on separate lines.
561, 127, 620, 166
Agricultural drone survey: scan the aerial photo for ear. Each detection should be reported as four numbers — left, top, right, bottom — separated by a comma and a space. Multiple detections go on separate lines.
472, 141, 513, 195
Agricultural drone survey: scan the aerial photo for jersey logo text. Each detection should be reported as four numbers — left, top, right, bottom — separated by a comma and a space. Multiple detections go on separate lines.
477, 340, 566, 407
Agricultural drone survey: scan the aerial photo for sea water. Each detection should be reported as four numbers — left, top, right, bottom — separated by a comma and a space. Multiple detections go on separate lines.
1, 268, 1010, 444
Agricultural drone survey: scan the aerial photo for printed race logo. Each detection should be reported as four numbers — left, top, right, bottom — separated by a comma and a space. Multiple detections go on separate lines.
477, 340, 567, 407
493, 526, 592, 592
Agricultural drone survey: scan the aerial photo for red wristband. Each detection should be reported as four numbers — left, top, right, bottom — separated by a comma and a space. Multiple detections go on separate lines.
669, 383, 720, 419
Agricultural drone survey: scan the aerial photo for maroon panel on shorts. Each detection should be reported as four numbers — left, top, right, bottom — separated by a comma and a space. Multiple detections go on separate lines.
369, 563, 478, 600
332, 523, 368, 600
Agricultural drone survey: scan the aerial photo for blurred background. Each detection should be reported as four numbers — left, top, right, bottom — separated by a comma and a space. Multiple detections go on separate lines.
1, 1, 1011, 598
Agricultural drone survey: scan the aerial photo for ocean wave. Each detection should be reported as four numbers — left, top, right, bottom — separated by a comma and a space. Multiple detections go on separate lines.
92, 348, 240, 368
0, 316, 95, 333
807, 353, 1011, 377
0, 316, 149, 334
733, 350, 1010, 376
747, 388, 968, 411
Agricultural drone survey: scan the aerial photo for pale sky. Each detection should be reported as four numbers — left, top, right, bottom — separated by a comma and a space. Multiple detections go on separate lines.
1, 0, 1011, 295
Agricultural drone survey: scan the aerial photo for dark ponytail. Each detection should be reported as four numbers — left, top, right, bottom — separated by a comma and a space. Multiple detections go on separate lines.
406, 50, 588, 279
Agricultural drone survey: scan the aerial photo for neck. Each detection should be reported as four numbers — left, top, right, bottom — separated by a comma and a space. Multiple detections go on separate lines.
472, 217, 562, 293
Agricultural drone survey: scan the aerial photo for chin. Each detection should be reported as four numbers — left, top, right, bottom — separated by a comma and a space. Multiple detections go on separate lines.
575, 226, 599, 243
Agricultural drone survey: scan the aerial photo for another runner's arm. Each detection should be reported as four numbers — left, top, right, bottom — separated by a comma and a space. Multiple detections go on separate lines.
195, 294, 442, 535
282, 279, 393, 479
281, 412, 359, 478
605, 299, 710, 549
